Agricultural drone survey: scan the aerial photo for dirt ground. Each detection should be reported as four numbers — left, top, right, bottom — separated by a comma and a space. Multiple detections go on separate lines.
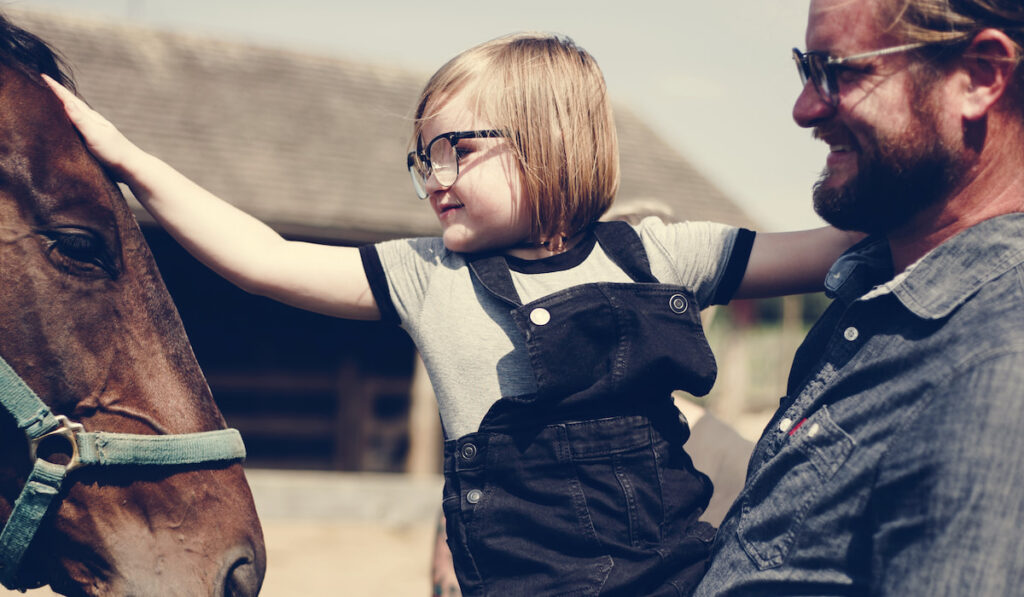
251, 470, 443, 596
10, 470, 444, 597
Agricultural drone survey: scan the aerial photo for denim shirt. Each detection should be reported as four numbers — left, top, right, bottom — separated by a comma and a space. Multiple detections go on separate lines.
696, 213, 1024, 596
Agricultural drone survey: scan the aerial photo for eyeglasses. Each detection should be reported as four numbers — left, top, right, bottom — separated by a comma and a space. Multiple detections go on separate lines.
406, 130, 506, 199
792, 42, 932, 106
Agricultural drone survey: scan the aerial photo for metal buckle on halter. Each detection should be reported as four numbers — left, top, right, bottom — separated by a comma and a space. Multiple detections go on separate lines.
27, 415, 84, 473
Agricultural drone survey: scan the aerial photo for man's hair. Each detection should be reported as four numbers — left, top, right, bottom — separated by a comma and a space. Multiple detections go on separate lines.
411, 32, 620, 244
882, 0, 1024, 109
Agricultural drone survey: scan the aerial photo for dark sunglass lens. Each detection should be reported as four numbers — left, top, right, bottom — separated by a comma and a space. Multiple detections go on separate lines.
793, 51, 810, 85
805, 54, 834, 104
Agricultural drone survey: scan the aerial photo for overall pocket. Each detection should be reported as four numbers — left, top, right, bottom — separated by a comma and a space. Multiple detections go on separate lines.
568, 416, 664, 550
736, 405, 855, 569
455, 432, 615, 596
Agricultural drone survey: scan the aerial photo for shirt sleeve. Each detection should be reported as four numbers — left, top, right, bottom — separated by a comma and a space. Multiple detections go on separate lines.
360, 236, 450, 327
870, 349, 1024, 596
634, 216, 755, 307
359, 244, 399, 325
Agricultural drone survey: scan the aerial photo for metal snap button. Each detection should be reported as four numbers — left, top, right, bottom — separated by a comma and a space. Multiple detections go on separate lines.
460, 443, 477, 461
530, 308, 551, 326
668, 294, 688, 314
844, 326, 859, 341
466, 489, 483, 504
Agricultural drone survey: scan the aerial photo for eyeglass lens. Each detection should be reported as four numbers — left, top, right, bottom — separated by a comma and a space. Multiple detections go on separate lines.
428, 137, 459, 187
408, 136, 461, 199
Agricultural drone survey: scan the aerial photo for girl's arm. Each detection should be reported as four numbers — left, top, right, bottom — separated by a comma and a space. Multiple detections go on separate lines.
45, 76, 379, 320
734, 227, 865, 299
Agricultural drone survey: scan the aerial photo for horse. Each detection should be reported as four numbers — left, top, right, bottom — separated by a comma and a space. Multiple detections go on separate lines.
0, 14, 266, 596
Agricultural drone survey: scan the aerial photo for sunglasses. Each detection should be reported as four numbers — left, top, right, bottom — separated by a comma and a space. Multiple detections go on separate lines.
792, 42, 934, 106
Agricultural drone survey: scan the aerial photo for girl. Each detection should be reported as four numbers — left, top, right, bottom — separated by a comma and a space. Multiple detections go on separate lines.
48, 33, 856, 596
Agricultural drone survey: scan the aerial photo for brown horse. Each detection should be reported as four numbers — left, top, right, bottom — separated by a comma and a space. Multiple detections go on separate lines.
0, 14, 266, 596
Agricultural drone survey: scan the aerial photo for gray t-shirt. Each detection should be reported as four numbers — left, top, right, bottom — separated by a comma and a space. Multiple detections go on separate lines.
365, 217, 744, 438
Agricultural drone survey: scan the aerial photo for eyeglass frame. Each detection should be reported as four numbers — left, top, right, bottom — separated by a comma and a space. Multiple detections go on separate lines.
406, 129, 507, 200
792, 41, 940, 106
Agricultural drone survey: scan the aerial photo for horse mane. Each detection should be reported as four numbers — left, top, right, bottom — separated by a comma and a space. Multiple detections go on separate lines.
0, 12, 75, 91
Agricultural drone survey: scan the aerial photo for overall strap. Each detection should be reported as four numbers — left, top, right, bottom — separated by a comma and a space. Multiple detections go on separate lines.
592, 221, 658, 283
468, 254, 523, 307
468, 222, 657, 306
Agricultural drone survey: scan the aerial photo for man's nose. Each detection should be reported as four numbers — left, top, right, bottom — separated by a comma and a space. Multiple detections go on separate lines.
793, 79, 836, 128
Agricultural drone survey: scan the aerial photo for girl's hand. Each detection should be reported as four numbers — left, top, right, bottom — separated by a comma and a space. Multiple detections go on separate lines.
431, 513, 462, 596
42, 73, 140, 180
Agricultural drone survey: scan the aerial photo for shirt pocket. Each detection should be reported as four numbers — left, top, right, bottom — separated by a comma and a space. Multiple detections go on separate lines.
736, 405, 855, 569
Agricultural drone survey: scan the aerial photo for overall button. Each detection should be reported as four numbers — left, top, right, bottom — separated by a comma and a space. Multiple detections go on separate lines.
668, 294, 688, 314
460, 443, 477, 461
466, 489, 483, 504
530, 308, 551, 326
844, 326, 859, 341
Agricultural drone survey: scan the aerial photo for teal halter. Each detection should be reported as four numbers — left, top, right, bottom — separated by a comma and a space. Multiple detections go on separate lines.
0, 354, 247, 590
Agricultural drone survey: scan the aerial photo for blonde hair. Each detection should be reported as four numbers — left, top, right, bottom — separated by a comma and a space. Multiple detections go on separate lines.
411, 32, 620, 246
880, 0, 1024, 107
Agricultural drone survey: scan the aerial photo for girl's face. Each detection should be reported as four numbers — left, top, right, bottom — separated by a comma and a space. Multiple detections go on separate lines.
419, 92, 542, 258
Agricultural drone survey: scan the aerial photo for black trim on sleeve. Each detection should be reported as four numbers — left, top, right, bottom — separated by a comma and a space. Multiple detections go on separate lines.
711, 228, 755, 306
359, 245, 400, 325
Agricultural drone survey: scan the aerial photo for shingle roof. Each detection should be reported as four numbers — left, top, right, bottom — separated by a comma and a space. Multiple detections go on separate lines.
10, 8, 754, 242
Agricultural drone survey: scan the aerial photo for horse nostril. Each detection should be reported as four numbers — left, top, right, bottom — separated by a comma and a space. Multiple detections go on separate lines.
223, 555, 261, 597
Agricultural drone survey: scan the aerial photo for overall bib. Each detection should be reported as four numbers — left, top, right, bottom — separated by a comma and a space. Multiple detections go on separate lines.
442, 222, 719, 596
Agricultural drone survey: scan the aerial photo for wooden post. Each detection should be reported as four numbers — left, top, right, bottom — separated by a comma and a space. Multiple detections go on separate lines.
405, 353, 442, 475
333, 360, 367, 470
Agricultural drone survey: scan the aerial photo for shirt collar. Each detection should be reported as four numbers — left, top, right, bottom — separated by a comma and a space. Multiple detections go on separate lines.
825, 213, 1024, 320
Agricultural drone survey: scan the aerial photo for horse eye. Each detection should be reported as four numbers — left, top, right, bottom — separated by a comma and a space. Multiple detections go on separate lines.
40, 227, 120, 279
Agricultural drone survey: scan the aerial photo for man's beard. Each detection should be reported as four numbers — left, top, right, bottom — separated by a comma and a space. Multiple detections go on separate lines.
812, 106, 965, 236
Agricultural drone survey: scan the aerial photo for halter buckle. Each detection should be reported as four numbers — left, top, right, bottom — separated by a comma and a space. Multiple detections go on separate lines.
28, 415, 84, 473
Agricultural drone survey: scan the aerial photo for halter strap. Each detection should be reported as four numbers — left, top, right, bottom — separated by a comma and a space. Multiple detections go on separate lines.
0, 354, 246, 590
0, 356, 60, 439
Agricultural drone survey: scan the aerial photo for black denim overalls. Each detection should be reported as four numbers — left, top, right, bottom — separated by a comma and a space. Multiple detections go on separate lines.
442, 222, 720, 596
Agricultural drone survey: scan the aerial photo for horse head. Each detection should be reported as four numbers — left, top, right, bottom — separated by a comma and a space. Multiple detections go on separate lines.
0, 14, 266, 596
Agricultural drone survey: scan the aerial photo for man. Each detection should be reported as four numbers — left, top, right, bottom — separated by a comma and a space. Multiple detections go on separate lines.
696, 1, 1024, 595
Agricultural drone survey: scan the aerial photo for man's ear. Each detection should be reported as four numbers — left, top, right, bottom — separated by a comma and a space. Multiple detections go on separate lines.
960, 28, 1018, 121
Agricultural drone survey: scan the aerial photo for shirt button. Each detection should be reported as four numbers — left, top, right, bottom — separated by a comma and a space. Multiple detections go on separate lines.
530, 308, 551, 326
460, 443, 477, 461
844, 326, 859, 341
466, 489, 483, 504
779, 418, 793, 432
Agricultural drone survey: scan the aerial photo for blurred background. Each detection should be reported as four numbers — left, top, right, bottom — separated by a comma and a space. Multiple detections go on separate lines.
5, 1, 823, 594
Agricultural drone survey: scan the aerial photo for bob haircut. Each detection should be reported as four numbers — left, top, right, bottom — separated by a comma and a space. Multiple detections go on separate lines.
411, 32, 620, 246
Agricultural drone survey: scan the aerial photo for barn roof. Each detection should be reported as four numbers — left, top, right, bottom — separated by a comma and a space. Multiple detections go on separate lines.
10, 8, 755, 243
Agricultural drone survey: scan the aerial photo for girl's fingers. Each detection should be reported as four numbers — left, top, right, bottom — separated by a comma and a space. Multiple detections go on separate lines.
42, 73, 112, 130
42, 73, 83, 113
41, 72, 135, 174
